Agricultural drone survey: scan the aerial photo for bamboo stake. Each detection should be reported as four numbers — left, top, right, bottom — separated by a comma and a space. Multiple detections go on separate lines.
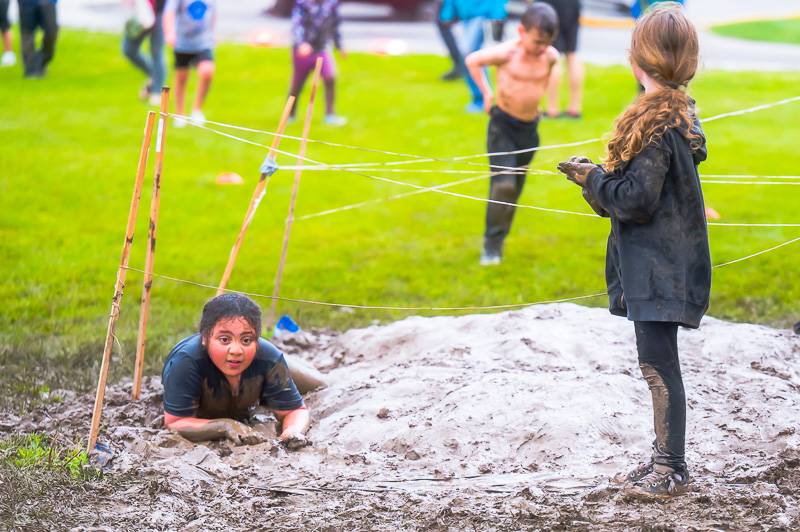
87, 111, 157, 454
216, 95, 297, 295
269, 58, 323, 327
132, 87, 171, 401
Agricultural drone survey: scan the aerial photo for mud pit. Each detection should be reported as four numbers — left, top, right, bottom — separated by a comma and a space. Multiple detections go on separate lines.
4, 303, 800, 530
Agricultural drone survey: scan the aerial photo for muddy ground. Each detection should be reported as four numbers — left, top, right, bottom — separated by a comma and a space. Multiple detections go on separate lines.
2, 303, 799, 530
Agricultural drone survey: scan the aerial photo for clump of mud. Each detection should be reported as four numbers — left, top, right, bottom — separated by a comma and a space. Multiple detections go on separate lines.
2, 304, 799, 530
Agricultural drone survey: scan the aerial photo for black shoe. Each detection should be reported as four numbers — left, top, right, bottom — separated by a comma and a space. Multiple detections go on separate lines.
441, 69, 462, 81
794, 321, 800, 335
614, 460, 653, 484
626, 465, 690, 498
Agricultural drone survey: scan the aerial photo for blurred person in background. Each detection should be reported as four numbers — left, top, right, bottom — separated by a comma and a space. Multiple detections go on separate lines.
1, 0, 15, 66
540, 0, 583, 119
17, 0, 58, 77
434, 0, 463, 81
122, 0, 166, 105
631, 0, 684, 19
466, 3, 558, 265
440, 0, 507, 113
163, 0, 216, 127
289, 0, 347, 126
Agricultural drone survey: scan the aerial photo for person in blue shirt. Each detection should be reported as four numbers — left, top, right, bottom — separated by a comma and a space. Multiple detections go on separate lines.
163, 0, 216, 127
440, 0, 507, 113
17, 0, 58, 77
631, 0, 685, 19
162, 293, 311, 448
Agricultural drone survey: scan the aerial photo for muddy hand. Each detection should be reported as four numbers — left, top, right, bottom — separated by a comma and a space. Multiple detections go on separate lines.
280, 433, 311, 451
557, 160, 595, 186
220, 419, 263, 446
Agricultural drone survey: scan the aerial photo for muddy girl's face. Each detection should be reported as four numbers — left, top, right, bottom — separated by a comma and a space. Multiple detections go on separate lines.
204, 317, 258, 377
519, 26, 552, 56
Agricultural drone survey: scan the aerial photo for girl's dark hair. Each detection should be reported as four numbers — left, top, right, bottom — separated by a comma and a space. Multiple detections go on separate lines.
520, 3, 558, 39
198, 293, 262, 339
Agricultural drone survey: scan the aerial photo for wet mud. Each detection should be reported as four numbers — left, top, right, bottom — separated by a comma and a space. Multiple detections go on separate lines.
2, 304, 799, 530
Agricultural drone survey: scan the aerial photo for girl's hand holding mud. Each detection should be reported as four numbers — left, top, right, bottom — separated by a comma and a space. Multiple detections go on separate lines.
557, 159, 596, 186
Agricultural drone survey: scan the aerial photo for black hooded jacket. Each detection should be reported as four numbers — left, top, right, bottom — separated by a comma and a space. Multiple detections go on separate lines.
584, 120, 710, 328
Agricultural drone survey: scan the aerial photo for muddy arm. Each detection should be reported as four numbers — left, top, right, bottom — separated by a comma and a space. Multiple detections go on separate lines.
272, 406, 311, 450
164, 413, 264, 444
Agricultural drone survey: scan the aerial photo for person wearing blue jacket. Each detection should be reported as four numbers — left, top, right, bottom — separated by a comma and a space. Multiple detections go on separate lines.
440, 0, 506, 113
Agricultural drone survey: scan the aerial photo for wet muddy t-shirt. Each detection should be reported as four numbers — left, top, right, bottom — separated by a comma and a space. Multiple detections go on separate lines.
162, 334, 303, 420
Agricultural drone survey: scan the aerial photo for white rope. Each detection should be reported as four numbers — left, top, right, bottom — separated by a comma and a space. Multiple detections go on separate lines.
168, 94, 800, 168
701, 95, 800, 123
185, 121, 800, 227
702, 180, 800, 186
123, 266, 606, 311
296, 175, 485, 221
121, 233, 800, 311
713, 235, 800, 268
186, 120, 600, 218
701, 174, 800, 180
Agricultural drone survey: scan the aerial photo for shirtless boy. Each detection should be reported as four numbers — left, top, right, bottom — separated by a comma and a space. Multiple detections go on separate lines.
465, 4, 559, 265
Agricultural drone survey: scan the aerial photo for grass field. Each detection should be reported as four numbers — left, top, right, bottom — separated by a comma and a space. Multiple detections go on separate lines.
1, 30, 798, 397
712, 17, 800, 45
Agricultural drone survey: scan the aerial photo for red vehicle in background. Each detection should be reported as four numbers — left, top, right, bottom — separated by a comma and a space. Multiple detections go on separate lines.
269, 0, 430, 20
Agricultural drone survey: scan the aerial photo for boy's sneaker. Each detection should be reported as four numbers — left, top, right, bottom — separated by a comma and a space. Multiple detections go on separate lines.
190, 110, 206, 126
626, 465, 690, 498
173, 115, 188, 128
148, 93, 161, 106
465, 102, 483, 114
324, 114, 347, 126
480, 250, 501, 266
1, 51, 16, 67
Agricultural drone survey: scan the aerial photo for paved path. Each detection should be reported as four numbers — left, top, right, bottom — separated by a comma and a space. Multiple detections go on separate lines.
27, 0, 800, 70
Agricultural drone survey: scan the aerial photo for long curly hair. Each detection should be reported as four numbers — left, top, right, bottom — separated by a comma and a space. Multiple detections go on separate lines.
604, 3, 703, 172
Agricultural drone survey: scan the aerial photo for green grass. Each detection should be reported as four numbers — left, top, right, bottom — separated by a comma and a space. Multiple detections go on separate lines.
0, 434, 94, 480
1, 30, 799, 395
712, 17, 800, 45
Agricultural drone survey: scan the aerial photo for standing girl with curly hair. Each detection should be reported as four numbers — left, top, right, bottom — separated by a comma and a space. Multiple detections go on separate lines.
558, 3, 710, 497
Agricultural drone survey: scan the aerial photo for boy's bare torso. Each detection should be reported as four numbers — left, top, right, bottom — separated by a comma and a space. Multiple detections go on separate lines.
495, 41, 558, 122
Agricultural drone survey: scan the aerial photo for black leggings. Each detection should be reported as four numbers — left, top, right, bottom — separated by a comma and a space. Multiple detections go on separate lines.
634, 321, 686, 471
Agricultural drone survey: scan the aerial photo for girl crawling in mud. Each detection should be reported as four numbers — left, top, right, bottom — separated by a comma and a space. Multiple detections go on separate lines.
558, 3, 710, 497
161, 293, 314, 449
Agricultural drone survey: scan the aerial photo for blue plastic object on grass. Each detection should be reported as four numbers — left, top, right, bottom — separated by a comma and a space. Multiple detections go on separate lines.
274, 314, 301, 337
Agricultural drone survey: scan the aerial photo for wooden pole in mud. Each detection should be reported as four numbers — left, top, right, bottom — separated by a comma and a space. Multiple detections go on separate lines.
268, 58, 323, 328
132, 87, 171, 401
216, 95, 297, 295
87, 111, 158, 454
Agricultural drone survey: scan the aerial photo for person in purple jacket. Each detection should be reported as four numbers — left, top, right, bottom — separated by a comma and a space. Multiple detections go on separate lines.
289, 0, 346, 126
